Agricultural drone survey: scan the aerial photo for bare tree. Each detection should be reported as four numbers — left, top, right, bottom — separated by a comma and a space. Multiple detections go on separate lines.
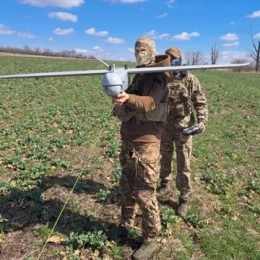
248, 30, 260, 72
184, 51, 206, 65
211, 43, 219, 64
184, 52, 192, 65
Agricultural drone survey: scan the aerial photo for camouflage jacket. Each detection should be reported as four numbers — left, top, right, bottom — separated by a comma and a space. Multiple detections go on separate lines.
167, 72, 208, 126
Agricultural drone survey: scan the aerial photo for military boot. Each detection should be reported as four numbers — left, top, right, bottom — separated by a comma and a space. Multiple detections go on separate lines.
132, 240, 159, 260
157, 181, 173, 198
176, 197, 188, 218
106, 224, 128, 240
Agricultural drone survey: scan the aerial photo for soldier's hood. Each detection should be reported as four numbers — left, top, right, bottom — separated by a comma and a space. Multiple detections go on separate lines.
137, 55, 172, 77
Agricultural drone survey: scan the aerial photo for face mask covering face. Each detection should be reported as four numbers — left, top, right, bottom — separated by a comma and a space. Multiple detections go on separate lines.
135, 48, 153, 66
171, 57, 182, 66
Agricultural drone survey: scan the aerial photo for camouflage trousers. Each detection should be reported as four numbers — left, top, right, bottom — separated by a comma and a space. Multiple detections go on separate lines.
119, 140, 161, 240
160, 121, 192, 200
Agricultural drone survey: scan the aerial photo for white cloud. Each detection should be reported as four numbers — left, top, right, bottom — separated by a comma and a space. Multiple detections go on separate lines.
0, 24, 35, 38
85, 28, 109, 37
17, 32, 36, 38
167, 0, 174, 8
92, 46, 103, 52
246, 10, 260, 18
157, 13, 168, 18
128, 48, 134, 53
145, 30, 156, 37
223, 41, 240, 47
145, 30, 169, 39
49, 37, 53, 41
53, 28, 74, 35
18, 0, 84, 8
172, 32, 200, 40
106, 37, 125, 44
156, 33, 170, 39
48, 12, 78, 22
220, 33, 238, 41
74, 48, 88, 53
230, 21, 235, 26
253, 33, 260, 39
0, 24, 15, 35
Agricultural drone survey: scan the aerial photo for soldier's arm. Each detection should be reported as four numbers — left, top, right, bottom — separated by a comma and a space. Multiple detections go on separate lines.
126, 74, 167, 113
190, 75, 208, 124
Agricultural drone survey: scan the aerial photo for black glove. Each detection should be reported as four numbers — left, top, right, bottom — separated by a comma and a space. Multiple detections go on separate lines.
182, 125, 203, 136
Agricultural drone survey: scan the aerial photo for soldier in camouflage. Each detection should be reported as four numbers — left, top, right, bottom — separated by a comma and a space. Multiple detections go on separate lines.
159, 47, 208, 218
107, 37, 171, 260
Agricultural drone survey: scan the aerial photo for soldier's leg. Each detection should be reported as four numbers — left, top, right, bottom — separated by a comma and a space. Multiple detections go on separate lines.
119, 140, 138, 228
160, 121, 175, 186
107, 140, 138, 239
175, 134, 192, 217
134, 142, 161, 241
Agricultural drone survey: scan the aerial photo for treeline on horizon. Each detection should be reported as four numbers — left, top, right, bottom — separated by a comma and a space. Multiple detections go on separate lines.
0, 45, 95, 60
0, 45, 256, 72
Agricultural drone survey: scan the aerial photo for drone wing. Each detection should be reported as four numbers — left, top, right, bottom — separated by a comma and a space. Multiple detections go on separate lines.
127, 63, 250, 74
0, 69, 109, 79
0, 63, 250, 79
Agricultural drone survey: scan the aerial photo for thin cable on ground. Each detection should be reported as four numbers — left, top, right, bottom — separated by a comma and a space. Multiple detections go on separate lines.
36, 106, 115, 260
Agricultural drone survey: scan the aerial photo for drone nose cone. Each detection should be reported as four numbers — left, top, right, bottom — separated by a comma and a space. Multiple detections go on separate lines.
102, 72, 123, 97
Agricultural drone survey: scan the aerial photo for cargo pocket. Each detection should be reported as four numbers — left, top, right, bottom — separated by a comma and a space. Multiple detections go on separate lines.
136, 153, 160, 185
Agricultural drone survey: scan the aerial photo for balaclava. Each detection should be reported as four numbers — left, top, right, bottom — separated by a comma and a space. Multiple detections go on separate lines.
134, 37, 156, 66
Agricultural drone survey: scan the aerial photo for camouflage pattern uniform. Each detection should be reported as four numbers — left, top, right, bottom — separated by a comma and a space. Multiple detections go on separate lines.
160, 70, 208, 201
113, 37, 170, 241
120, 141, 161, 239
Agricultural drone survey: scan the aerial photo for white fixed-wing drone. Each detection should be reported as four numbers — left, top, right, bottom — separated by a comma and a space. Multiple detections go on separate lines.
0, 59, 249, 97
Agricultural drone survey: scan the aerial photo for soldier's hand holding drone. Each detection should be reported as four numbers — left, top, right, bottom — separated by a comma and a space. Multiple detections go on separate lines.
112, 91, 130, 106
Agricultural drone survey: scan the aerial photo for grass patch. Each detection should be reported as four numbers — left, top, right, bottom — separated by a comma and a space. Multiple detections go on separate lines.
0, 56, 259, 259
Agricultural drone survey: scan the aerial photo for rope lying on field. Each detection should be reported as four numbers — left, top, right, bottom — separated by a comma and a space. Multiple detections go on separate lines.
36, 105, 115, 260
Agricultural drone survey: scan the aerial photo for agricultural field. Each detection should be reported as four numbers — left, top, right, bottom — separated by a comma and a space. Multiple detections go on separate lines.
0, 55, 259, 260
